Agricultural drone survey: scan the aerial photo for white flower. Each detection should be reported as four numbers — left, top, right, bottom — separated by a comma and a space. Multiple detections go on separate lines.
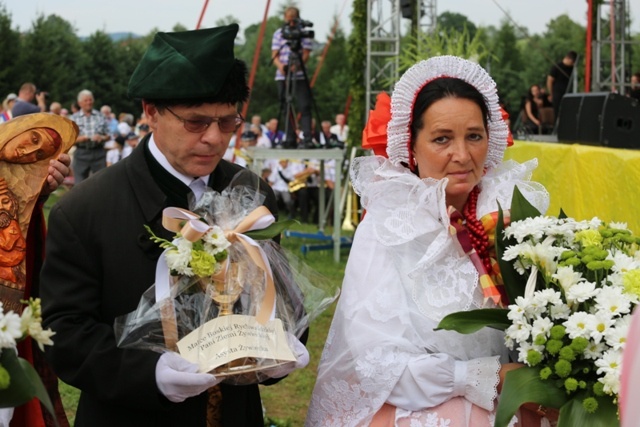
203, 226, 230, 254
564, 312, 594, 339
533, 289, 563, 306
548, 303, 571, 320
604, 315, 630, 351
26, 321, 55, 351
502, 243, 534, 275
531, 316, 554, 339
552, 266, 582, 293
587, 311, 615, 343
600, 372, 621, 395
505, 319, 532, 346
505, 216, 558, 244
608, 251, 639, 274
516, 341, 545, 365
566, 281, 599, 304
608, 221, 628, 230
584, 341, 606, 360
0, 310, 22, 348
507, 298, 528, 322
595, 349, 622, 394
594, 286, 632, 316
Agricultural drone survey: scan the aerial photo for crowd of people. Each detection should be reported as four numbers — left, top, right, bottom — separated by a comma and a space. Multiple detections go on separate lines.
3, 9, 640, 427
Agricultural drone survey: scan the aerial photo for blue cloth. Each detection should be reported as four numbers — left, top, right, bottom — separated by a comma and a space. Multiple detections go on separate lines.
11, 99, 41, 117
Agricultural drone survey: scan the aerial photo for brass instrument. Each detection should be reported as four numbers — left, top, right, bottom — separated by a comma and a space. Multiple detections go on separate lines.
288, 169, 315, 193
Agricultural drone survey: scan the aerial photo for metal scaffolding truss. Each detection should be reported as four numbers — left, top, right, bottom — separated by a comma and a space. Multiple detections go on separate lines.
591, 0, 638, 93
365, 1, 439, 115
365, 0, 401, 114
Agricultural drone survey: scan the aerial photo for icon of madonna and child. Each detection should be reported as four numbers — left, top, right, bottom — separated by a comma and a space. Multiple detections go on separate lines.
0, 113, 77, 313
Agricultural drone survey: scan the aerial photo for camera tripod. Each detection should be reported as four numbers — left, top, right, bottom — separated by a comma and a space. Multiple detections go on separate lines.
275, 44, 320, 149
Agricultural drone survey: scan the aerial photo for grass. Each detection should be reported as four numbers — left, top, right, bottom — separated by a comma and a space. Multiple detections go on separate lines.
47, 185, 351, 427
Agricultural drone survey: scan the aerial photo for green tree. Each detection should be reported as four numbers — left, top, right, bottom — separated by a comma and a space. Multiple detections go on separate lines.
346, 0, 366, 148
235, 16, 283, 122
19, 14, 86, 109
437, 11, 477, 39
79, 31, 128, 112
489, 20, 525, 116
0, 3, 21, 97
310, 24, 350, 123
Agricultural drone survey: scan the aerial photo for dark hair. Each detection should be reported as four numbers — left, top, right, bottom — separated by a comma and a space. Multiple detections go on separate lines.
148, 60, 250, 109
566, 51, 578, 61
409, 77, 489, 151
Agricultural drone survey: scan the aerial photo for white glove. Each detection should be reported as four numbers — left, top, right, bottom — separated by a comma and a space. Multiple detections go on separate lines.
155, 352, 221, 403
263, 334, 310, 379
0, 407, 14, 427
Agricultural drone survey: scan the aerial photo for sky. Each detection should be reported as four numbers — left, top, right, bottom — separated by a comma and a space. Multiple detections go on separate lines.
5, 0, 640, 41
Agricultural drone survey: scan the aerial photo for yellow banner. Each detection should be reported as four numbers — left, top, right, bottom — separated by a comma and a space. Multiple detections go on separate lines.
505, 141, 640, 233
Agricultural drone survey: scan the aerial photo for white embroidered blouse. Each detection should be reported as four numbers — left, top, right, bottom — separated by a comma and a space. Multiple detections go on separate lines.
306, 156, 550, 427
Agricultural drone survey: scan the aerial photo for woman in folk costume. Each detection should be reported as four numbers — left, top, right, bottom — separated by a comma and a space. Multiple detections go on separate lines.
307, 56, 555, 426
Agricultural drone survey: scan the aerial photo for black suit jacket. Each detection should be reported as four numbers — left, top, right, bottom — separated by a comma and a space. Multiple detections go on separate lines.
41, 137, 279, 427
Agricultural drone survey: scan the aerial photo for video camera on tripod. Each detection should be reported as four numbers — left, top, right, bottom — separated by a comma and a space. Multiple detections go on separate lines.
281, 18, 314, 52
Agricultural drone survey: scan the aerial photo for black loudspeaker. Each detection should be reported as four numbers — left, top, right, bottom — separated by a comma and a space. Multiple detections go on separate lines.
557, 92, 640, 149
557, 93, 608, 144
600, 93, 640, 149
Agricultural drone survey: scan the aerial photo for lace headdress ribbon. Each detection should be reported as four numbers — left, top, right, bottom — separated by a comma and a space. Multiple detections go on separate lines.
385, 56, 510, 170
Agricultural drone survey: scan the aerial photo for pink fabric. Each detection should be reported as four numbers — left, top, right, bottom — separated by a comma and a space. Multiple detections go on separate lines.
621, 307, 640, 427
371, 398, 497, 426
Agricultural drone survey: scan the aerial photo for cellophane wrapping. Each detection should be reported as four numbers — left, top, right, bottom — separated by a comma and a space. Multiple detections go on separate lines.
114, 171, 338, 385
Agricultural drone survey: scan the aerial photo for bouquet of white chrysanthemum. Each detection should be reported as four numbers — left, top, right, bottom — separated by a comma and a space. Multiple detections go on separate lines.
0, 298, 57, 413
502, 216, 638, 416
437, 187, 637, 427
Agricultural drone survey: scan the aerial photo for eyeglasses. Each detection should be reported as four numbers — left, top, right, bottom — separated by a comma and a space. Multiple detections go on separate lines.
164, 106, 244, 133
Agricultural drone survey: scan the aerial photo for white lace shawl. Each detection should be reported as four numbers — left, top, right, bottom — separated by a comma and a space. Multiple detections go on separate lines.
306, 157, 550, 427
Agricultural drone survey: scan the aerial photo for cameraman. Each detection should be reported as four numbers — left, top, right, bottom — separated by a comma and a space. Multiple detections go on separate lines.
271, 6, 314, 148
11, 82, 47, 117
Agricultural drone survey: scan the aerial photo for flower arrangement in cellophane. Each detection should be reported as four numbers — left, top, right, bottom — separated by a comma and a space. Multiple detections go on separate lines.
438, 188, 638, 427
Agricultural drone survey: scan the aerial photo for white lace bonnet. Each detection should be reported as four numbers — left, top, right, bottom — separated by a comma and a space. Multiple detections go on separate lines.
385, 55, 509, 170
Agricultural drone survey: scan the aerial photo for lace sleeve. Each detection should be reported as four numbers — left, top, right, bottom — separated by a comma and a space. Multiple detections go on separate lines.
386, 354, 501, 412
463, 356, 501, 411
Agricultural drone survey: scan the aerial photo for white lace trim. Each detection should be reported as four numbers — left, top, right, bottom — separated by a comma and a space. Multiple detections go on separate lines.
386, 56, 509, 170
464, 356, 501, 411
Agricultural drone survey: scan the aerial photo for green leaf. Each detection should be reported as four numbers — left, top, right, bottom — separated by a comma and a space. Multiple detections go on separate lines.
558, 208, 569, 220
557, 393, 619, 427
0, 349, 57, 424
496, 201, 522, 304
244, 219, 297, 240
495, 367, 568, 427
435, 308, 509, 333
510, 185, 542, 223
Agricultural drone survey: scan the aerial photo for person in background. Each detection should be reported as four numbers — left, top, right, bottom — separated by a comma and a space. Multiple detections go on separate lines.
329, 113, 348, 144
252, 124, 271, 148
49, 102, 63, 115
1, 94, 16, 122
40, 25, 307, 427
12, 83, 47, 118
547, 51, 577, 120
101, 105, 119, 137
272, 6, 314, 148
121, 132, 139, 159
265, 118, 285, 148
307, 56, 554, 426
69, 89, 110, 185
629, 72, 640, 101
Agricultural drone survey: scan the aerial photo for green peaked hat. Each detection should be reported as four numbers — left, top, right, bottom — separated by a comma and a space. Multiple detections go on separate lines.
128, 24, 239, 100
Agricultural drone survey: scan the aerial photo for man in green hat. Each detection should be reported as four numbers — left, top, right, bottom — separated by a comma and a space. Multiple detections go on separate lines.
40, 24, 307, 427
